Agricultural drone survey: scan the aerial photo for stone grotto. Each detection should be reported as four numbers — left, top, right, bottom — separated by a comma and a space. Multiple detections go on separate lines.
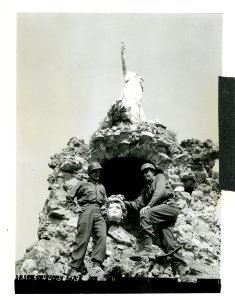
16, 101, 220, 283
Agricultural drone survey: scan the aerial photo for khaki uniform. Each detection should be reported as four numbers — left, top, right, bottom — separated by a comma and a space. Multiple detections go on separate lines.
130, 173, 185, 266
67, 179, 107, 270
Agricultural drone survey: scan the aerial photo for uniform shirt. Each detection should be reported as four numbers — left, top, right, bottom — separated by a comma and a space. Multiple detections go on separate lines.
130, 173, 175, 210
66, 178, 107, 207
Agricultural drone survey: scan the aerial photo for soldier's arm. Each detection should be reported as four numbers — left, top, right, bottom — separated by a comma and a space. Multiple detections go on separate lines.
66, 182, 81, 204
125, 192, 145, 210
102, 186, 108, 203
100, 186, 108, 215
148, 174, 166, 207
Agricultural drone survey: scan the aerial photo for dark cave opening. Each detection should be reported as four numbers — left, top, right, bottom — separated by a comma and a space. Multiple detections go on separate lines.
100, 157, 149, 201
100, 157, 151, 229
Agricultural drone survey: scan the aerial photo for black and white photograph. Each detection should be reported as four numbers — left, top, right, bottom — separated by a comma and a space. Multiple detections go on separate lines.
13, 11, 224, 293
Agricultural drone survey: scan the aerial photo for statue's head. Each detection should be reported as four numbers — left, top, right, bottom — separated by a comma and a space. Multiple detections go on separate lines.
104, 195, 127, 225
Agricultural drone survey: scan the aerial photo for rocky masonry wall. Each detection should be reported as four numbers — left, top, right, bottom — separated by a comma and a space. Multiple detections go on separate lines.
16, 120, 220, 281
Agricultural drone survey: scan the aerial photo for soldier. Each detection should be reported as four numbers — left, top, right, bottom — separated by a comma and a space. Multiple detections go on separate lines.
67, 162, 107, 276
124, 163, 187, 276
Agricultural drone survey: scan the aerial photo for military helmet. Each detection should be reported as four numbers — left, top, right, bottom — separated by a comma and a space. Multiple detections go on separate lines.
87, 162, 102, 175
141, 163, 156, 173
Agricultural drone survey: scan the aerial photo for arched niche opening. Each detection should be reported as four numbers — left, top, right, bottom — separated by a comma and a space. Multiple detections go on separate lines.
99, 157, 164, 235
99, 157, 149, 201
100, 157, 151, 230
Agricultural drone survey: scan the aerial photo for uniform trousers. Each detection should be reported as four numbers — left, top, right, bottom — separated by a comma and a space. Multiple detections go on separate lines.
140, 203, 185, 266
68, 204, 107, 270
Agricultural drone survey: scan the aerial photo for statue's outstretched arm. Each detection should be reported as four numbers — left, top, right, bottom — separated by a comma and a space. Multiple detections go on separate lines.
121, 42, 127, 78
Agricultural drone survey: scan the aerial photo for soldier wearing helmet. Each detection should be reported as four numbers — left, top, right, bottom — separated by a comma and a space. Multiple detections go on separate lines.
67, 161, 107, 275
124, 162, 186, 277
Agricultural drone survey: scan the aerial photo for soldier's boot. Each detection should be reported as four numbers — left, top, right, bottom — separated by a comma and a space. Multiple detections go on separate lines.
138, 237, 156, 260
171, 257, 187, 277
92, 259, 104, 272
67, 263, 87, 277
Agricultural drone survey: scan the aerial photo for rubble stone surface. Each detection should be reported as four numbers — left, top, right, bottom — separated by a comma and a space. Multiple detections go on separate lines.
16, 115, 220, 282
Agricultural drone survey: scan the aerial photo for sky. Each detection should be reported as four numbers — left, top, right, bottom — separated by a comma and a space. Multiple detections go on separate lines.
16, 13, 222, 260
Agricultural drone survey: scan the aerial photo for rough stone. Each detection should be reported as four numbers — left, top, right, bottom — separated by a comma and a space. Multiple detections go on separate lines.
63, 177, 79, 192
64, 217, 78, 228
174, 186, 185, 192
173, 153, 191, 164
139, 131, 154, 140
17, 110, 220, 282
60, 161, 80, 172
49, 208, 67, 219
20, 259, 37, 273
108, 225, 136, 246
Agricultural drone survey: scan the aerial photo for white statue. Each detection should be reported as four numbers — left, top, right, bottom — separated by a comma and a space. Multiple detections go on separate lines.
119, 42, 146, 123
102, 196, 127, 225
107, 200, 124, 224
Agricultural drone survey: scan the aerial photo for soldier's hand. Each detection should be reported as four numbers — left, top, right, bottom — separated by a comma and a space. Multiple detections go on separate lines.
140, 205, 150, 215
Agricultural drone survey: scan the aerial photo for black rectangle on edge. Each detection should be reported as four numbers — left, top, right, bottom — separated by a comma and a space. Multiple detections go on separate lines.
15, 277, 221, 294
219, 76, 235, 192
